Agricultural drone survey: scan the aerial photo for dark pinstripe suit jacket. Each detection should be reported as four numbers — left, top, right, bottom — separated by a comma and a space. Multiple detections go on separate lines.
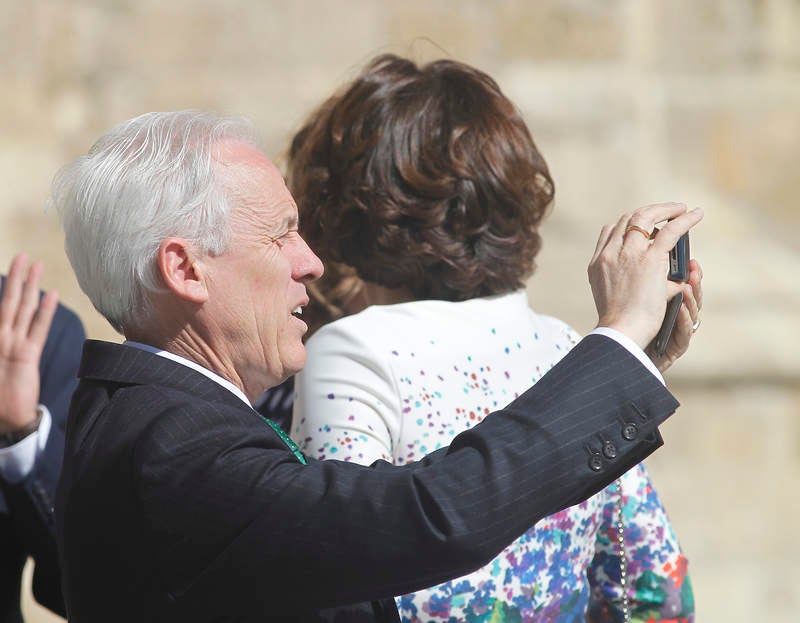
56, 335, 678, 622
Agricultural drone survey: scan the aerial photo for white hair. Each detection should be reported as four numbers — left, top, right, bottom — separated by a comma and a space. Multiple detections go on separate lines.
51, 110, 261, 334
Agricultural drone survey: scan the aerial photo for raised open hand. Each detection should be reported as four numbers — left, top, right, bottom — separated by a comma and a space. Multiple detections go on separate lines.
0, 254, 59, 435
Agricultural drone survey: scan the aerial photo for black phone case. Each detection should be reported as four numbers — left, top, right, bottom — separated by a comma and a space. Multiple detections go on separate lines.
668, 233, 691, 282
654, 231, 691, 357
654, 292, 684, 357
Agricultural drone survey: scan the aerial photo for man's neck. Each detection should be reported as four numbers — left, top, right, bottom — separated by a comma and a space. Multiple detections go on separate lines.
123, 340, 253, 407
124, 321, 258, 402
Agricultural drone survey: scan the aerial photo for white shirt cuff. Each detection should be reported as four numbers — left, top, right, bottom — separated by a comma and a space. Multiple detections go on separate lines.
589, 327, 665, 386
0, 405, 53, 484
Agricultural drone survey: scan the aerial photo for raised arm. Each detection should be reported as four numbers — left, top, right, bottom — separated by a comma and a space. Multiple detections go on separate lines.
136, 333, 679, 616
0, 253, 84, 617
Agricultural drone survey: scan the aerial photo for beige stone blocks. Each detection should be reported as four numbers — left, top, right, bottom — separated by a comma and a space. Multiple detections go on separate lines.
4, 2, 798, 621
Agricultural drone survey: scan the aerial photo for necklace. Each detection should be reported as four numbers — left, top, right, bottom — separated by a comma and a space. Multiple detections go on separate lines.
260, 415, 308, 465
616, 477, 630, 623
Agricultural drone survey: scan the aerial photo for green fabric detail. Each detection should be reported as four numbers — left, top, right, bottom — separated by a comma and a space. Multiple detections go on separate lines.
463, 601, 523, 623
262, 416, 307, 465
681, 574, 695, 612
634, 570, 667, 604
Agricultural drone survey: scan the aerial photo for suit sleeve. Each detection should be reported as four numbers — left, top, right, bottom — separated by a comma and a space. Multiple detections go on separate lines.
3, 303, 84, 616
292, 323, 401, 464
138, 334, 680, 617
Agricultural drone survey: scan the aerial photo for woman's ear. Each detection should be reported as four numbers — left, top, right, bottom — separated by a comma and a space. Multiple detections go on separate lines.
157, 238, 209, 304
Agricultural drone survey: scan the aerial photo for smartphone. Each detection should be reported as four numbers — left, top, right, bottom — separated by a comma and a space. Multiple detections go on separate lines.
653, 232, 690, 357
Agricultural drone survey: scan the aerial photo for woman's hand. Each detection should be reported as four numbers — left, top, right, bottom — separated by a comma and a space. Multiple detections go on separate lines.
649, 258, 703, 373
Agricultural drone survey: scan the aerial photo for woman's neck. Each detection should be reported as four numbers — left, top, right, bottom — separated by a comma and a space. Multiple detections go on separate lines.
345, 282, 414, 314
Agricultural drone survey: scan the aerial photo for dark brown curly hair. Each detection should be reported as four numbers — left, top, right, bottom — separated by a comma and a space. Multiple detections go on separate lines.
288, 54, 554, 322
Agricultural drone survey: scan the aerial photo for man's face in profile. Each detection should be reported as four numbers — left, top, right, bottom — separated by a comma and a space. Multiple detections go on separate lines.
201, 140, 323, 394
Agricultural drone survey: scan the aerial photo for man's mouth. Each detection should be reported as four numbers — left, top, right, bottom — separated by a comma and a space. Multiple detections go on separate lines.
291, 305, 304, 319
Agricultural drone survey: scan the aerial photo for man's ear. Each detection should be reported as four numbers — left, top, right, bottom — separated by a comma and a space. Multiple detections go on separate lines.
157, 238, 208, 303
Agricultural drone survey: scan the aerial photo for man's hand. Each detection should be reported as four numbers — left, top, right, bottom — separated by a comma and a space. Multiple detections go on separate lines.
589, 202, 704, 350
0, 254, 58, 435
650, 258, 703, 373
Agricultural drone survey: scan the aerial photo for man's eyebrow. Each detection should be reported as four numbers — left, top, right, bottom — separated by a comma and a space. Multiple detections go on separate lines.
269, 212, 298, 232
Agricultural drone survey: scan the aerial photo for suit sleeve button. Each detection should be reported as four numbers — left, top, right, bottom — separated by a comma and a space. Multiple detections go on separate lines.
622, 423, 639, 441
603, 441, 618, 459
588, 454, 604, 471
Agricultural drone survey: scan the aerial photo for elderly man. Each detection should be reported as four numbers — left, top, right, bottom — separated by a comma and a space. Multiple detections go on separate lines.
53, 111, 702, 623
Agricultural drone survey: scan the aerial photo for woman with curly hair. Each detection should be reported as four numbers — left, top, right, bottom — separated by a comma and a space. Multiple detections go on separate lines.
288, 54, 696, 622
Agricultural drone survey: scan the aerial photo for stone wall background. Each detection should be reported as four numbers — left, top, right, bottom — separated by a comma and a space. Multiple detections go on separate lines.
2, 1, 797, 621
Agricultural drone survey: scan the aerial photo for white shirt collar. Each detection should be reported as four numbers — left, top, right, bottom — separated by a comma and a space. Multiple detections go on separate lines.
123, 341, 252, 407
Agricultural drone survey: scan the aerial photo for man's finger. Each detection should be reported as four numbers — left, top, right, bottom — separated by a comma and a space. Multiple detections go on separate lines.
604, 212, 633, 254
674, 302, 694, 339
687, 259, 703, 311
666, 280, 684, 300
591, 223, 616, 263
651, 208, 704, 253
628, 202, 689, 231
682, 283, 700, 325
623, 202, 689, 251
0, 253, 28, 327
15, 260, 45, 330
29, 289, 59, 347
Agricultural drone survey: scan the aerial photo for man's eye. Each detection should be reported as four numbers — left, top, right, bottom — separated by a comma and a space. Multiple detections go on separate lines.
271, 229, 298, 248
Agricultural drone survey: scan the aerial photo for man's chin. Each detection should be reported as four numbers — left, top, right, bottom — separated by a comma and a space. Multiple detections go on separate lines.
277, 349, 307, 382
282, 364, 304, 381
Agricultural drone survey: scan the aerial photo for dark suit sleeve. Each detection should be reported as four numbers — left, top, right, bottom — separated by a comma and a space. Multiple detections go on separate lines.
137, 334, 679, 617
3, 303, 84, 617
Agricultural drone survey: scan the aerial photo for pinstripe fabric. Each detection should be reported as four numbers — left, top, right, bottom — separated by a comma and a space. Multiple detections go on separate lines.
55, 335, 678, 623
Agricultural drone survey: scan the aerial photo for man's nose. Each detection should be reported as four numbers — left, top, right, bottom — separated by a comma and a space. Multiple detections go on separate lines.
292, 235, 324, 283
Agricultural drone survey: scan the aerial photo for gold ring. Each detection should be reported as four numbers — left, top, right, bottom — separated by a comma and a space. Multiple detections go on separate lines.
625, 225, 654, 241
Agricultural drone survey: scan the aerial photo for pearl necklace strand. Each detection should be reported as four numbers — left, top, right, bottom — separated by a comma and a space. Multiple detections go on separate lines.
616, 477, 631, 623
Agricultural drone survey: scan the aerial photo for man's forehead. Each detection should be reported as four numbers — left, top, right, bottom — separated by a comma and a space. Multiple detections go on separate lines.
214, 140, 297, 228
212, 138, 273, 170
212, 140, 291, 205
